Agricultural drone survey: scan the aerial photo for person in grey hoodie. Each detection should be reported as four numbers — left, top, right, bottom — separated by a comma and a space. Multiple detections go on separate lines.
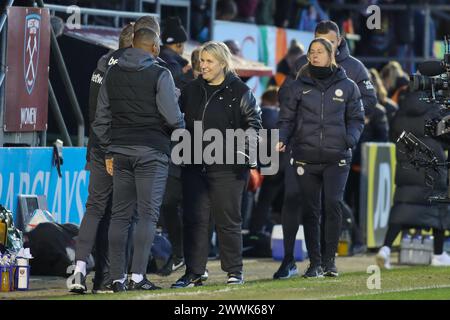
92, 28, 185, 292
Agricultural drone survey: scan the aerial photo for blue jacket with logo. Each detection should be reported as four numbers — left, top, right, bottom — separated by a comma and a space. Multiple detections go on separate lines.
278, 64, 365, 164
280, 38, 377, 117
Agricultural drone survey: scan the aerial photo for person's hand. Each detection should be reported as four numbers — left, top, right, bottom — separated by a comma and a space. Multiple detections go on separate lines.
105, 158, 113, 176
175, 87, 181, 99
182, 64, 192, 74
275, 142, 286, 152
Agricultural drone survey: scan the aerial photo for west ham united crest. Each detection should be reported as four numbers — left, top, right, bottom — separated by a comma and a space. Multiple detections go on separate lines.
24, 13, 41, 95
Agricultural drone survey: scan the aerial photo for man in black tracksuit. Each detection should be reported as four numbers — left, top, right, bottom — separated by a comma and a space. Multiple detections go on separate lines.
274, 20, 376, 279
93, 28, 184, 292
157, 17, 192, 274
68, 24, 134, 294
159, 17, 193, 90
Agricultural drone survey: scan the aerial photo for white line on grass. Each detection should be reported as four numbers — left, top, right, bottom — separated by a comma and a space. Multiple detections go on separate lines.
133, 287, 240, 300
321, 284, 450, 300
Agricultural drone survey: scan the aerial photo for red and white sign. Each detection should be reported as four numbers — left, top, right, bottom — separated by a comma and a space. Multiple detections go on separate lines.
4, 7, 50, 132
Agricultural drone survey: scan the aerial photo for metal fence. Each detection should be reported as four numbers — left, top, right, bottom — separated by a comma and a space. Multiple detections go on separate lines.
44, 3, 158, 28
324, 3, 450, 64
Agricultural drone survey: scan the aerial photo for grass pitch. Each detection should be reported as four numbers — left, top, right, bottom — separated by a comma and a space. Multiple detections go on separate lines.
55, 266, 450, 300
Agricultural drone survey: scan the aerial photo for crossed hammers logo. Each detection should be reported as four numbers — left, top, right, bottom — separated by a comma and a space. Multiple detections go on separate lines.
25, 33, 38, 89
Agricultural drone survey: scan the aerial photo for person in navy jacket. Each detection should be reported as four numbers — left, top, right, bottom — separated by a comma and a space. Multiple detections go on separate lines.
277, 37, 364, 278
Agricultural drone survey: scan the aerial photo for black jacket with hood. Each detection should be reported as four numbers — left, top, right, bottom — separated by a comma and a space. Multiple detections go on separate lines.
92, 47, 184, 156
179, 72, 262, 172
388, 90, 450, 229
159, 46, 193, 89
87, 48, 172, 155
278, 64, 365, 164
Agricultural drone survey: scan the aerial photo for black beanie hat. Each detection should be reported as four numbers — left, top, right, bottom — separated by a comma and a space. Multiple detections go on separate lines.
162, 17, 188, 45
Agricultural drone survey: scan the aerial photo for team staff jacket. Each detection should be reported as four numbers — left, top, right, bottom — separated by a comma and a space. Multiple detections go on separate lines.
280, 38, 377, 117
179, 72, 262, 171
278, 65, 365, 164
93, 47, 185, 156
88, 48, 171, 153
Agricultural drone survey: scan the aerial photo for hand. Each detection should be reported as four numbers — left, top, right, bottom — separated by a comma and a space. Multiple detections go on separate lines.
105, 158, 113, 176
275, 142, 286, 152
182, 64, 192, 74
175, 87, 181, 99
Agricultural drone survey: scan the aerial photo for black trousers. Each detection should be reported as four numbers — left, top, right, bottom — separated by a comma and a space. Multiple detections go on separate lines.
108, 149, 169, 280
75, 148, 112, 285
344, 168, 365, 246
182, 167, 247, 275
295, 162, 350, 266
249, 162, 285, 234
280, 155, 303, 262
158, 174, 183, 259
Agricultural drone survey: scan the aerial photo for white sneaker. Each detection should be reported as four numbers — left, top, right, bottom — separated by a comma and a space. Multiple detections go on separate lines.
376, 246, 392, 269
431, 252, 450, 266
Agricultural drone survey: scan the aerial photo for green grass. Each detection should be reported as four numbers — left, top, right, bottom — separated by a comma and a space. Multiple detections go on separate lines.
52, 266, 450, 300
340, 287, 450, 300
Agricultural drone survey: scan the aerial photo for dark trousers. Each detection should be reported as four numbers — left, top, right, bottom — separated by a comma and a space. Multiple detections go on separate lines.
249, 168, 285, 234
280, 156, 302, 262
108, 149, 169, 280
159, 174, 183, 259
296, 162, 350, 265
344, 168, 365, 246
182, 167, 246, 275
75, 148, 112, 285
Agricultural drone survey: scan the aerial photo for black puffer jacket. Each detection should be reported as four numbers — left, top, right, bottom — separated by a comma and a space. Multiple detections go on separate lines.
159, 46, 192, 89
280, 39, 377, 117
278, 64, 365, 164
179, 72, 262, 172
388, 90, 450, 229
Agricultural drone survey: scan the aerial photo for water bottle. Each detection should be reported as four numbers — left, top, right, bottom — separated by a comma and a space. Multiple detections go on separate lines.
0, 218, 7, 247
423, 235, 434, 264
444, 237, 450, 255
400, 233, 412, 264
338, 229, 352, 256
412, 234, 423, 265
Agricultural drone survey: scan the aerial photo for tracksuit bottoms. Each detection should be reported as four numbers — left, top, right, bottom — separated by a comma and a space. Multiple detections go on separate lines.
108, 149, 169, 280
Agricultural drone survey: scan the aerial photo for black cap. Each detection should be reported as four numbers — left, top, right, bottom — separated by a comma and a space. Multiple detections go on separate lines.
162, 17, 188, 45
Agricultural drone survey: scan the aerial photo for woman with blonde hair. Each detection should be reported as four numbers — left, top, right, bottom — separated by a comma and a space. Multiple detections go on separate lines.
171, 41, 262, 288
277, 37, 364, 278
369, 68, 398, 130
380, 61, 409, 104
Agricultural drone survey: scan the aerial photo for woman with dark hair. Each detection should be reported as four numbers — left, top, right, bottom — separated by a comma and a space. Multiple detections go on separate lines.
277, 37, 364, 278
171, 41, 262, 288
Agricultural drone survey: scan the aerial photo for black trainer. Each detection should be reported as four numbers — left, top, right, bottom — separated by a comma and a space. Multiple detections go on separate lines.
201, 269, 209, 281
68, 272, 87, 294
128, 277, 162, 291
323, 259, 339, 277
171, 273, 203, 289
111, 281, 127, 293
159, 256, 186, 277
92, 281, 113, 294
172, 256, 185, 272
227, 272, 244, 285
303, 264, 324, 278
273, 260, 298, 280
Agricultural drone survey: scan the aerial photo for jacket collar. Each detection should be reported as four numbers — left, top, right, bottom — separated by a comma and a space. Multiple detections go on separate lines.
161, 46, 189, 67
336, 38, 350, 63
198, 72, 239, 91
297, 64, 348, 88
